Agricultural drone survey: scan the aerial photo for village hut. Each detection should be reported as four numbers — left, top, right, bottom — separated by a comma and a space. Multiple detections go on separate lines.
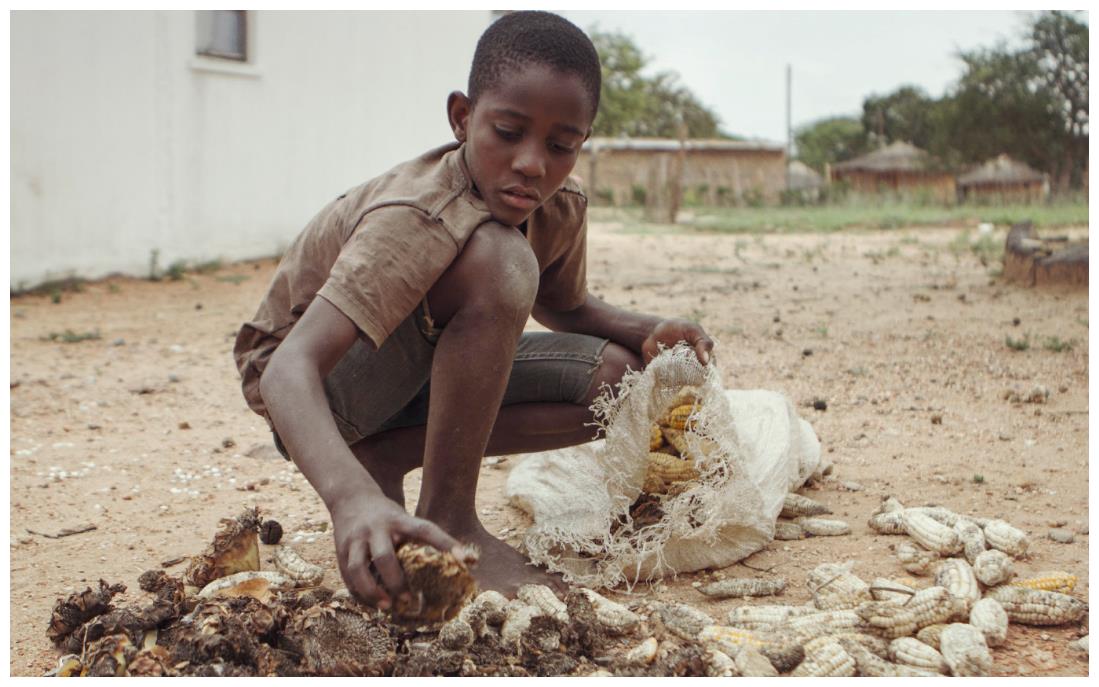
577, 137, 786, 207
830, 141, 955, 203
956, 154, 1049, 204
786, 160, 825, 202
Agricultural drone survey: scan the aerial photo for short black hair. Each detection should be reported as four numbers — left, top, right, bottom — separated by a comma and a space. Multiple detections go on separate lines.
468, 11, 601, 117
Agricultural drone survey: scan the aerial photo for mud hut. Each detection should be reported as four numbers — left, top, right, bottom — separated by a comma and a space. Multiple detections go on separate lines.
786, 160, 824, 203
957, 154, 1049, 204
830, 141, 955, 203
577, 137, 786, 207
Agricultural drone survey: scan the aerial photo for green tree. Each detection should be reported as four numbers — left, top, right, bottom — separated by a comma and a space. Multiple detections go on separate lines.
590, 29, 726, 139
794, 116, 868, 172
1028, 10, 1088, 189
860, 85, 954, 160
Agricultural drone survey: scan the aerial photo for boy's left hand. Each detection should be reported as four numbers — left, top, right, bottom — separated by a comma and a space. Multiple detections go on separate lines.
641, 318, 715, 366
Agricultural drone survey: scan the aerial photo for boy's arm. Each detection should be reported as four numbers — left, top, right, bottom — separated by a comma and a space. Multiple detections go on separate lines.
260, 296, 459, 609
531, 291, 714, 365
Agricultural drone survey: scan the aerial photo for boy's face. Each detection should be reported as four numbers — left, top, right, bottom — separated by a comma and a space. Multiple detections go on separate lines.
448, 63, 594, 227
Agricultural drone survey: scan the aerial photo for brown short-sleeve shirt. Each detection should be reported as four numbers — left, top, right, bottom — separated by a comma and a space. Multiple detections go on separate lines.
233, 142, 590, 421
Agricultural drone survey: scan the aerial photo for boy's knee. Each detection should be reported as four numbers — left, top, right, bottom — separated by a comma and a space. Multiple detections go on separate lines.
582, 342, 641, 405
430, 223, 539, 326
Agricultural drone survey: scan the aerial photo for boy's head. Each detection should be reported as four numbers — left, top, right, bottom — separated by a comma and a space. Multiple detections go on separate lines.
448, 11, 602, 227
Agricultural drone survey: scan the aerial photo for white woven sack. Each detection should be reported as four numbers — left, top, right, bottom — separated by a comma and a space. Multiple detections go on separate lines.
505, 344, 821, 589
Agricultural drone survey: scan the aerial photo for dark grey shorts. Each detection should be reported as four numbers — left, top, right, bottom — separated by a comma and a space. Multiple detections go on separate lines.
273, 300, 609, 459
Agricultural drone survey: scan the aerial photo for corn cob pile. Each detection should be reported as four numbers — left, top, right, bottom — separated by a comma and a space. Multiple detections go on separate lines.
641, 385, 706, 495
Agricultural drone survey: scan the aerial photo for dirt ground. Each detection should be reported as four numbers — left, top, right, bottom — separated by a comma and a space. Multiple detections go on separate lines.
9, 220, 1089, 676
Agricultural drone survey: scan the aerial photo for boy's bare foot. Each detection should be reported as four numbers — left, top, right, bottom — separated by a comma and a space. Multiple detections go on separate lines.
449, 521, 567, 598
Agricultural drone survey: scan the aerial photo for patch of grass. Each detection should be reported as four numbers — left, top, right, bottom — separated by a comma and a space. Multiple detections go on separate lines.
1077, 317, 1088, 327
192, 259, 224, 274
1042, 336, 1074, 352
166, 260, 187, 281
846, 366, 868, 377
815, 324, 829, 338
1005, 334, 1031, 351
972, 474, 985, 484
42, 328, 101, 343
107, 283, 121, 294
215, 274, 250, 285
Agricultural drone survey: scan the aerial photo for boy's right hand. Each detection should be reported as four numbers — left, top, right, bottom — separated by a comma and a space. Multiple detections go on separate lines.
330, 495, 461, 610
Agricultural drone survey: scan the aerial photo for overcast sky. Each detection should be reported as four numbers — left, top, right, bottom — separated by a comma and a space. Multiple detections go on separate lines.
559, 10, 1045, 144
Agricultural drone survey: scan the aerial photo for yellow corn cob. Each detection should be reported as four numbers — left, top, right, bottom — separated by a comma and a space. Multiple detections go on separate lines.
840, 639, 939, 677
660, 427, 689, 455
517, 584, 568, 622
889, 636, 948, 673
645, 451, 699, 484
698, 624, 766, 656
869, 577, 916, 604
982, 519, 1029, 558
868, 511, 908, 535
856, 586, 964, 639
933, 558, 981, 612
973, 549, 1014, 587
649, 424, 664, 451
940, 623, 992, 677
968, 598, 1008, 648
796, 517, 851, 537
726, 604, 816, 631
781, 492, 832, 518
665, 403, 701, 430
791, 637, 856, 677
807, 562, 871, 610
774, 520, 806, 540
985, 586, 1087, 626
895, 540, 939, 576
902, 510, 963, 555
1009, 570, 1077, 593
914, 624, 949, 651
697, 577, 786, 599
953, 519, 987, 564
734, 645, 779, 677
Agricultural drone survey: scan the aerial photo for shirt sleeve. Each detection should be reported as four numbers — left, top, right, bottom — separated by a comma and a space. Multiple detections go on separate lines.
317, 204, 458, 348
535, 209, 588, 312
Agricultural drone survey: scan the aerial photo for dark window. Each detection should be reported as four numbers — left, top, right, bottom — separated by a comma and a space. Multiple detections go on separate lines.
196, 11, 247, 61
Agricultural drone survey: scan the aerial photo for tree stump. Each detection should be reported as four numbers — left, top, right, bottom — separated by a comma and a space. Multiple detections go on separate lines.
1003, 221, 1088, 288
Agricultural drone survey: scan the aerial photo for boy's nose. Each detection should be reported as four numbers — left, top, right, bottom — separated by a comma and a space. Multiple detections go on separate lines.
512, 145, 545, 179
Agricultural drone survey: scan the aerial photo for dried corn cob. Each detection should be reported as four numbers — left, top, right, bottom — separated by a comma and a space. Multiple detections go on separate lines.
703, 649, 738, 677
895, 540, 939, 575
902, 510, 963, 555
841, 639, 939, 677
973, 549, 1014, 587
868, 511, 908, 535
726, 604, 815, 631
697, 577, 786, 599
796, 517, 851, 537
985, 586, 1087, 626
666, 403, 701, 430
272, 545, 324, 586
660, 427, 690, 455
781, 492, 832, 518
831, 632, 890, 659
982, 519, 1029, 558
1009, 570, 1077, 594
773, 520, 805, 540
625, 637, 659, 665
953, 519, 987, 565
1070, 635, 1088, 654
969, 598, 1008, 647
438, 617, 475, 650
197, 570, 295, 599
648, 424, 664, 451
458, 589, 508, 635
907, 505, 966, 527
807, 562, 871, 611
734, 645, 779, 677
933, 558, 981, 612
576, 588, 640, 635
698, 624, 765, 656
790, 637, 856, 677
517, 584, 567, 622
914, 623, 949, 650
651, 601, 715, 641
500, 601, 542, 647
869, 578, 916, 604
645, 451, 699, 484
785, 609, 865, 635
889, 636, 948, 673
940, 623, 992, 677
856, 586, 964, 639
875, 495, 906, 514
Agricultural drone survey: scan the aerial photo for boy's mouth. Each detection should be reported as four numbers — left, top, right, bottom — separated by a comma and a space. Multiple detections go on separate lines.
499, 185, 540, 211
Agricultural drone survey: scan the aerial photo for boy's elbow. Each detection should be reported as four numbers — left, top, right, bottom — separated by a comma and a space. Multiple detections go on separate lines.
259, 350, 300, 409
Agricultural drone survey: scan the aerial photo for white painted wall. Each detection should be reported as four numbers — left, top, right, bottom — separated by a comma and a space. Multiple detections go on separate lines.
11, 10, 490, 289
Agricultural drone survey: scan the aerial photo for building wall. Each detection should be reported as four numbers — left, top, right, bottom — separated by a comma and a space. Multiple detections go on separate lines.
11, 10, 489, 289
832, 169, 956, 203
578, 147, 786, 206
959, 181, 1047, 204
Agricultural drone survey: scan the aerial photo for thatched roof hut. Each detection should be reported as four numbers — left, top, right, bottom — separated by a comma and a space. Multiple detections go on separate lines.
957, 155, 1048, 203
830, 141, 954, 202
787, 160, 824, 191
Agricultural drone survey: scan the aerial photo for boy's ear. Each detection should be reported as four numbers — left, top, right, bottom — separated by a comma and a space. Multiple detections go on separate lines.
447, 91, 472, 143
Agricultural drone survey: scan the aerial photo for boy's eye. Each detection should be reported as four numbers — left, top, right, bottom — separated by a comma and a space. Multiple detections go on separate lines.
550, 142, 576, 154
494, 127, 521, 141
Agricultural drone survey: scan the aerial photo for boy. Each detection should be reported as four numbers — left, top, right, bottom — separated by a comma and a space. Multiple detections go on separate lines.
233, 11, 713, 610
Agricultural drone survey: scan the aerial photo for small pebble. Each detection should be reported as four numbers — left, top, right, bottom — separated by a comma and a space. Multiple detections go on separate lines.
802, 348, 813, 357
168, 374, 181, 383
1048, 529, 1074, 544
1012, 317, 1021, 326
839, 481, 863, 492
111, 338, 126, 346
1048, 519, 1068, 528
930, 414, 942, 425
812, 399, 827, 411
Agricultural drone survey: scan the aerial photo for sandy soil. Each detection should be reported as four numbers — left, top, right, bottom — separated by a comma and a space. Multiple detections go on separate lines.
9, 220, 1089, 676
